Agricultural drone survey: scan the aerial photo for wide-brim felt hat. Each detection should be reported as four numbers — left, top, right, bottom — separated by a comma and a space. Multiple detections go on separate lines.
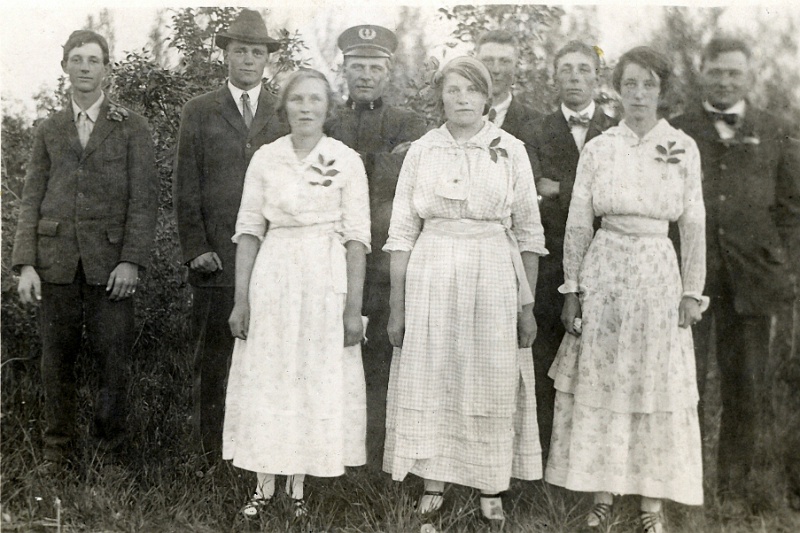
216, 9, 280, 52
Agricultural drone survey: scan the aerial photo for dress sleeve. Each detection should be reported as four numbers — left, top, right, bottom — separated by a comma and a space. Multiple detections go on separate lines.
340, 150, 371, 251
560, 142, 598, 294
232, 149, 268, 243
677, 138, 707, 306
509, 139, 547, 255
383, 144, 423, 252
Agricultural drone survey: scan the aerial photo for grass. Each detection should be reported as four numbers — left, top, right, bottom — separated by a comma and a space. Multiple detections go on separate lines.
2, 317, 800, 532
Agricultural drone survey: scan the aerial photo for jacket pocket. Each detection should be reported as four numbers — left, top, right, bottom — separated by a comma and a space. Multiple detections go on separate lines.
37, 219, 59, 236
107, 226, 124, 244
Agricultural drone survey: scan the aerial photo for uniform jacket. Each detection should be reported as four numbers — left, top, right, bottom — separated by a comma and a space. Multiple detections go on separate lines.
499, 96, 542, 176
174, 85, 288, 287
12, 98, 158, 285
325, 101, 426, 311
530, 105, 618, 260
671, 103, 800, 314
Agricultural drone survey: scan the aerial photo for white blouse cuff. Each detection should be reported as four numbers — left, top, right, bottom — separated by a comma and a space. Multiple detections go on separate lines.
231, 230, 265, 244
558, 280, 579, 294
682, 291, 710, 313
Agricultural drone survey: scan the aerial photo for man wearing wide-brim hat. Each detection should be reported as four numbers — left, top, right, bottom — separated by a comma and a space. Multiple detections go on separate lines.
174, 8, 288, 459
325, 24, 427, 471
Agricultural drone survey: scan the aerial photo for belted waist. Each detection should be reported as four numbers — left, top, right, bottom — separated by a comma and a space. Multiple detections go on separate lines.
266, 222, 347, 294
600, 216, 668, 237
423, 218, 534, 309
266, 222, 339, 239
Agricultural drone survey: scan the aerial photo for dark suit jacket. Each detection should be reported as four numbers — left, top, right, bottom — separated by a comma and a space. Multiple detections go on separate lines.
671, 103, 800, 315
326, 102, 426, 312
500, 97, 541, 177
12, 98, 158, 285
174, 85, 288, 287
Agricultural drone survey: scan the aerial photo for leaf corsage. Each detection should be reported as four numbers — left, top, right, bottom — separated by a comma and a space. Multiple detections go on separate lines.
488, 136, 508, 163
309, 154, 339, 187
106, 103, 129, 122
655, 141, 684, 164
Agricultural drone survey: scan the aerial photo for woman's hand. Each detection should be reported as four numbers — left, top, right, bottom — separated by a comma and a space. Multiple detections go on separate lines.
518, 306, 537, 348
343, 309, 364, 347
561, 292, 582, 336
387, 306, 405, 348
228, 301, 250, 340
678, 296, 703, 328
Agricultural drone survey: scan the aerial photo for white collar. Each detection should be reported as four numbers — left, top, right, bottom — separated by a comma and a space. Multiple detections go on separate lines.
228, 81, 262, 106
491, 92, 513, 114
72, 92, 105, 122
561, 100, 595, 122
703, 99, 746, 117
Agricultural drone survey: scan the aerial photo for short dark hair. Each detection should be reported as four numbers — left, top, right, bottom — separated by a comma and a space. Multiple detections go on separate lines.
612, 46, 672, 96
554, 40, 600, 72
62, 30, 110, 65
701, 36, 751, 68
276, 68, 335, 123
476, 29, 519, 51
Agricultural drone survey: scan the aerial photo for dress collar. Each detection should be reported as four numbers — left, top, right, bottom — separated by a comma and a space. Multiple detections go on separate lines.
561, 100, 596, 123
72, 92, 105, 122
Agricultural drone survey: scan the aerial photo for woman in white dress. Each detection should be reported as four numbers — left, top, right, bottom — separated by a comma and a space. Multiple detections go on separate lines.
546, 47, 706, 533
224, 68, 370, 518
383, 56, 547, 527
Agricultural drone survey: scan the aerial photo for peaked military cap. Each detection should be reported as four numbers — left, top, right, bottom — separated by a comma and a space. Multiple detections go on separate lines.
337, 25, 398, 58
216, 9, 280, 52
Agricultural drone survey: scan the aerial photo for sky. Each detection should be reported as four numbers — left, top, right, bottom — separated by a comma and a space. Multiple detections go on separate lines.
1, 1, 798, 119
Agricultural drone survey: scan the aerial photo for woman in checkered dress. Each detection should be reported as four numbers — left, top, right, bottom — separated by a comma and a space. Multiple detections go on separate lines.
383, 57, 547, 525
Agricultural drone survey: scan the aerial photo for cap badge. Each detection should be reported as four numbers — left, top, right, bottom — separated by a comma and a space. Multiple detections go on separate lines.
358, 27, 377, 40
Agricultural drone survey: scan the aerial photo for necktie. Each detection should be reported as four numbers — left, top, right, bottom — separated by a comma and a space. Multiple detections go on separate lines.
77, 111, 91, 148
487, 108, 497, 123
568, 114, 591, 128
707, 110, 739, 127
242, 93, 253, 129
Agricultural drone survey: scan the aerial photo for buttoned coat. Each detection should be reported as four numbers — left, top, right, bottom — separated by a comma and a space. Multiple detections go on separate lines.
671, 104, 800, 314
174, 85, 288, 287
12, 99, 158, 285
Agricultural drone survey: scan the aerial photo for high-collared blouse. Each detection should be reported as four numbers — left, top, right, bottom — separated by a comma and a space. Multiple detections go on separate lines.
233, 135, 371, 250
384, 121, 547, 255
562, 119, 706, 301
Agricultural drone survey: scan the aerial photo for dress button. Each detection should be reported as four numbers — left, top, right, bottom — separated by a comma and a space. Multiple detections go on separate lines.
720, 163, 727, 170
718, 228, 725, 235
77, 192, 84, 199
246, 143, 252, 149
719, 194, 726, 202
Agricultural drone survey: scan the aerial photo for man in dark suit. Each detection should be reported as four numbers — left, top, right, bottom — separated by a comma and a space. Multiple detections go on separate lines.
12, 30, 158, 468
326, 25, 426, 469
529, 41, 618, 456
671, 37, 800, 495
475, 30, 541, 168
174, 9, 287, 457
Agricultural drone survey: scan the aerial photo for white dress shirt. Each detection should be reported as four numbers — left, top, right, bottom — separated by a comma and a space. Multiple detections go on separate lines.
561, 100, 596, 152
703, 99, 746, 140
228, 81, 261, 118
72, 92, 105, 147
487, 92, 513, 128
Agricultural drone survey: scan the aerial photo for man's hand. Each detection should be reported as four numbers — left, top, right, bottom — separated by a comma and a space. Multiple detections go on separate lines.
18, 265, 41, 305
106, 262, 139, 301
536, 177, 560, 199
189, 252, 223, 273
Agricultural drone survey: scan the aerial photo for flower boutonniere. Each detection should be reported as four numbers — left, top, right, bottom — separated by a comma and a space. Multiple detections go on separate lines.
106, 103, 129, 122
309, 154, 339, 187
488, 137, 508, 163
655, 141, 685, 164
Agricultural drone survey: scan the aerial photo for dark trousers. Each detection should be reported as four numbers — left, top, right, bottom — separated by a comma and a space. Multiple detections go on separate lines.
190, 285, 235, 456
40, 265, 133, 460
694, 284, 771, 489
532, 251, 565, 459
362, 299, 392, 470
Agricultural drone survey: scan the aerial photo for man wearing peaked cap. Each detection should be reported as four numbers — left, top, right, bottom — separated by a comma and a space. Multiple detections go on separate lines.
326, 24, 426, 470
174, 8, 288, 459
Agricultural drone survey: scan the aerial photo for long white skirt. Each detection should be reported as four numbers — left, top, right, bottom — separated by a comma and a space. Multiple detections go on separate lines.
222, 227, 366, 476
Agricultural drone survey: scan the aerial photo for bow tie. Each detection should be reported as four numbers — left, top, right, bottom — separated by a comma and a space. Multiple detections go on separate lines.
707, 110, 739, 126
568, 114, 591, 128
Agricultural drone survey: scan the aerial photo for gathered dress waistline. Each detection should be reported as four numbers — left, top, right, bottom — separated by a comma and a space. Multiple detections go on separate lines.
422, 218, 534, 309
600, 215, 668, 238
266, 222, 347, 294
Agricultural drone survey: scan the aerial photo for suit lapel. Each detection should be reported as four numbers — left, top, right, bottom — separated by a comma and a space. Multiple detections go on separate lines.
55, 107, 85, 158
501, 98, 520, 134
248, 88, 276, 141
81, 99, 116, 161
217, 86, 249, 137
586, 106, 611, 143
552, 111, 580, 157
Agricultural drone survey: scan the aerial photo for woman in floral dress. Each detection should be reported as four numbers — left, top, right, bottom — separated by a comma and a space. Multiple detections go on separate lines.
224, 69, 370, 518
546, 47, 706, 533
383, 56, 547, 527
